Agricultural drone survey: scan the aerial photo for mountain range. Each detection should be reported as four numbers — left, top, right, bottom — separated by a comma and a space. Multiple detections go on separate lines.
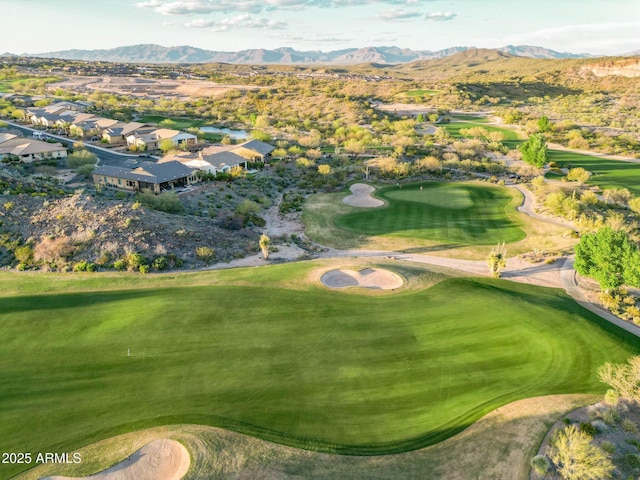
18, 44, 603, 65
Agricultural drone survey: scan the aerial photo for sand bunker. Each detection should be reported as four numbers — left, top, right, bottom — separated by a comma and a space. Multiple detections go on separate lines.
343, 183, 384, 208
321, 268, 403, 290
43, 439, 189, 480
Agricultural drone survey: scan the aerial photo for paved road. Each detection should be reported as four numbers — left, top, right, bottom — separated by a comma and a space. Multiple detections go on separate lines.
4, 120, 154, 167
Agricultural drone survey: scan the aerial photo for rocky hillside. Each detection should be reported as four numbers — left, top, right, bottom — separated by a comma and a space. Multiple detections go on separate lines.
1, 192, 258, 271
580, 58, 640, 77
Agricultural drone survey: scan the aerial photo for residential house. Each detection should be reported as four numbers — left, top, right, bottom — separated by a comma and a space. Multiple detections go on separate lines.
92, 161, 197, 193
0, 137, 67, 163
231, 139, 275, 162
69, 117, 119, 139
126, 128, 197, 151
102, 122, 155, 145
159, 149, 247, 175
156, 139, 273, 175
0, 133, 18, 144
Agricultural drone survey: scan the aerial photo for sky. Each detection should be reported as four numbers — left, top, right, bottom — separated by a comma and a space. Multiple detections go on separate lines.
2, 0, 639, 55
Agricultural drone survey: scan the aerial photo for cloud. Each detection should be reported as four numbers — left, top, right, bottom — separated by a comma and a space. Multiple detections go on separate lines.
268, 32, 353, 43
184, 18, 214, 28
501, 22, 640, 55
376, 9, 422, 21
136, 0, 440, 15
424, 11, 457, 21
183, 14, 288, 32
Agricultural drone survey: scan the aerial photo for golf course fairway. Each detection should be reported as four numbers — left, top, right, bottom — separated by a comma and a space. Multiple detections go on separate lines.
333, 182, 526, 245
1, 263, 639, 478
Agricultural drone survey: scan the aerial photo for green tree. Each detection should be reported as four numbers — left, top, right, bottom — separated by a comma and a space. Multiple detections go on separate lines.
520, 133, 548, 167
547, 425, 613, 480
158, 119, 176, 129
574, 227, 640, 292
259, 234, 270, 260
537, 115, 552, 133
159, 138, 177, 153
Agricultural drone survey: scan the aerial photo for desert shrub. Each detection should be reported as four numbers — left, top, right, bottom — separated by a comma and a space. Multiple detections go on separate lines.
113, 259, 127, 271
623, 419, 639, 434
625, 453, 640, 468
604, 389, 619, 406
152, 256, 167, 271
600, 441, 615, 454
13, 245, 34, 265
66, 150, 97, 168
34, 236, 73, 264
580, 422, 596, 436
166, 254, 183, 268
530, 455, 551, 475
96, 252, 110, 266
547, 425, 614, 480
132, 201, 142, 210
136, 190, 184, 214
76, 164, 95, 178
73, 261, 89, 272
591, 420, 608, 433
195, 246, 216, 264
601, 408, 620, 426
124, 253, 145, 271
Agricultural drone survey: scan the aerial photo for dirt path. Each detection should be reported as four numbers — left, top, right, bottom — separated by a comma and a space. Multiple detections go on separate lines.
43, 439, 189, 480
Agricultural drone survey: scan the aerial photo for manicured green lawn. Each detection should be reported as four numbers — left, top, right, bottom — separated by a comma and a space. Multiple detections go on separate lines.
138, 115, 202, 130
2, 263, 639, 478
334, 182, 526, 245
548, 150, 640, 196
443, 122, 519, 141
405, 89, 441, 97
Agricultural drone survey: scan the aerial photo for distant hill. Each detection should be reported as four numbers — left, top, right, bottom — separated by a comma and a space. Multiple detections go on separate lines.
22, 44, 595, 65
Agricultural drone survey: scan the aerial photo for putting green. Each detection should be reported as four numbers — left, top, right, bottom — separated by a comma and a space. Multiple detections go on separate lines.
2, 264, 640, 478
334, 182, 526, 245
384, 185, 473, 209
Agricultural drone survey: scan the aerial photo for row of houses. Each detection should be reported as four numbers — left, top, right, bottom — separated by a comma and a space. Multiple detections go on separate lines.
92, 139, 275, 193
0, 132, 67, 163
25, 102, 197, 151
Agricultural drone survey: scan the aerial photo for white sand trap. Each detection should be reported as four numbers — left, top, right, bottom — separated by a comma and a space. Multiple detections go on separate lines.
321, 268, 403, 290
43, 439, 189, 480
343, 183, 384, 208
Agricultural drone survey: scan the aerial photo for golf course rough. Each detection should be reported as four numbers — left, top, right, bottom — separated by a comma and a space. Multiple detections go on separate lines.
334, 182, 526, 245
2, 262, 640, 478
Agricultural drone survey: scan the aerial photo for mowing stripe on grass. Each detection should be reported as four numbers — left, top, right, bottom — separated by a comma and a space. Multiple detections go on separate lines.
2, 265, 640, 477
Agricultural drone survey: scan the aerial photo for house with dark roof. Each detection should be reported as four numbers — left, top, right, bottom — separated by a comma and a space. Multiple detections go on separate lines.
92, 161, 198, 193
232, 139, 275, 161
159, 149, 248, 175
102, 122, 156, 145
155, 138, 274, 175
